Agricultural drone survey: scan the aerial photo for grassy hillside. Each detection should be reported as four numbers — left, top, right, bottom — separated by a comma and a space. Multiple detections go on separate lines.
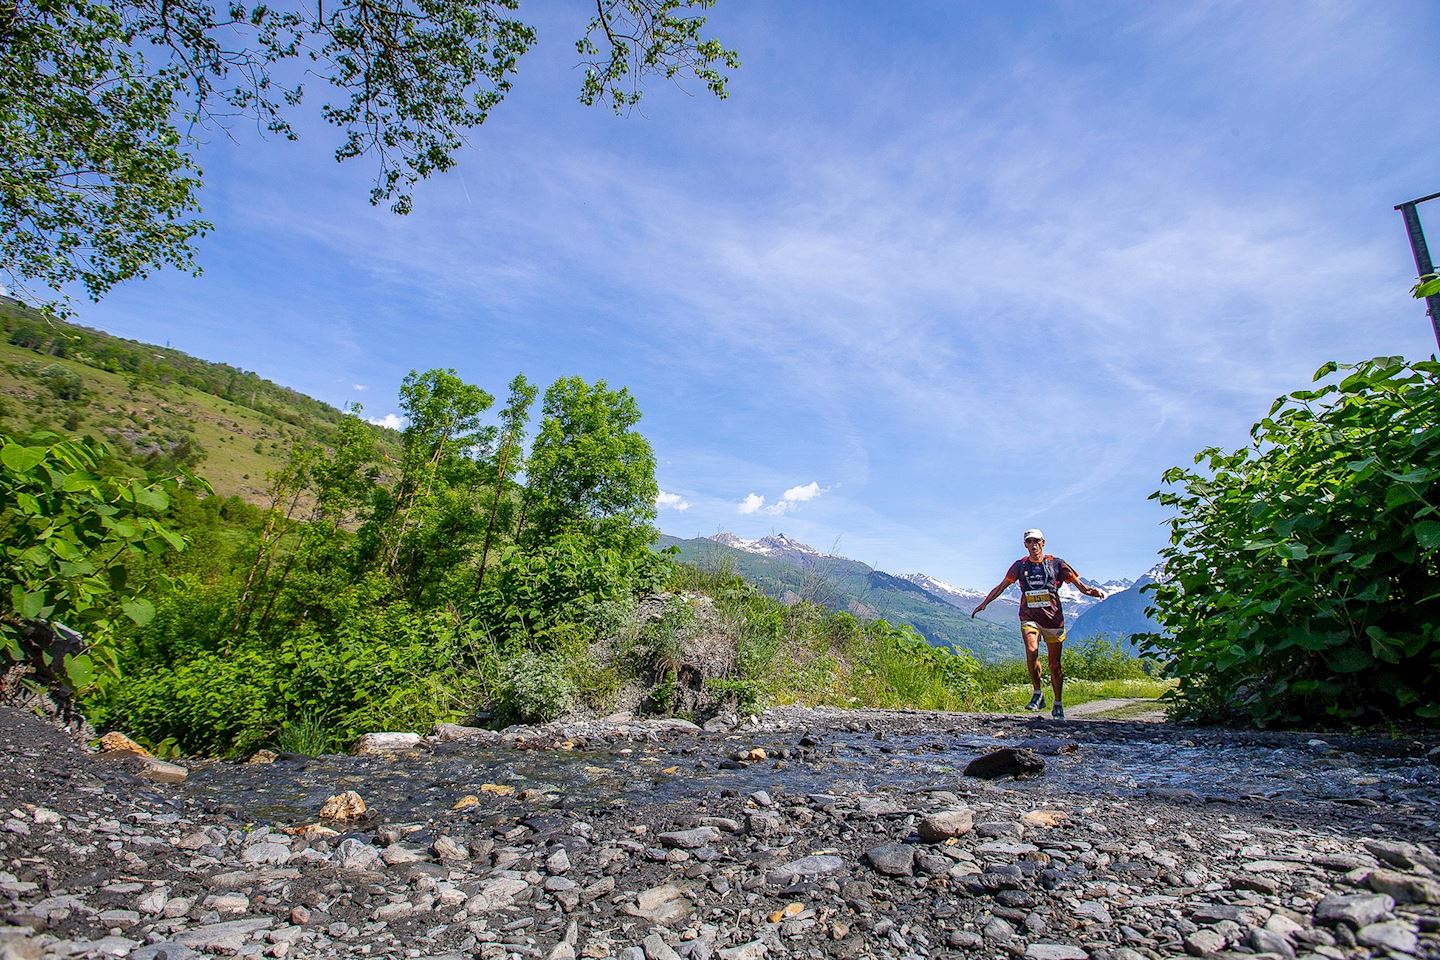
0, 300, 395, 498
658, 535, 1018, 661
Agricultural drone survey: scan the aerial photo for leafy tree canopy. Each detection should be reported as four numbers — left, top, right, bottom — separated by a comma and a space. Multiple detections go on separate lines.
0, 0, 739, 313
1144, 356, 1440, 726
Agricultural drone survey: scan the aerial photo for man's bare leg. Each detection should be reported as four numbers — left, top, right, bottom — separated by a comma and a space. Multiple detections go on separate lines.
1047, 640, 1064, 711
1024, 629, 1042, 691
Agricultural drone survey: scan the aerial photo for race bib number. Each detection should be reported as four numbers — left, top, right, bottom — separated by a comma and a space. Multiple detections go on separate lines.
1022, 589, 1053, 608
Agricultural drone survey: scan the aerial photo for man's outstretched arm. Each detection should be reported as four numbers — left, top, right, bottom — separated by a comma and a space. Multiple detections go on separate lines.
971, 579, 1014, 618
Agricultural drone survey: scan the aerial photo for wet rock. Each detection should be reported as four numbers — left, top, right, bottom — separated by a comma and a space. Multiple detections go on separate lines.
917, 809, 974, 842
431, 722, 501, 743
864, 843, 915, 877
964, 748, 1046, 779
1313, 892, 1394, 928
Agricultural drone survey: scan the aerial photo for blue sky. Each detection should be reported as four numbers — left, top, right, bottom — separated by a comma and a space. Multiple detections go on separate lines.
60, 1, 1440, 586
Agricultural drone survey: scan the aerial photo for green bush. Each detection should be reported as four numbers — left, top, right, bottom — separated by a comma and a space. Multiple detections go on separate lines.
496, 653, 575, 724
1146, 357, 1440, 726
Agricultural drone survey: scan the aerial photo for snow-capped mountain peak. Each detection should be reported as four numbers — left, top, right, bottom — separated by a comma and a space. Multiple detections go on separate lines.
707, 532, 824, 558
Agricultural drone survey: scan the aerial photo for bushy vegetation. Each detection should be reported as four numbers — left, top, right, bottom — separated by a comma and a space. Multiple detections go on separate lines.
1, 327, 1168, 754
1145, 357, 1440, 727
69, 368, 672, 755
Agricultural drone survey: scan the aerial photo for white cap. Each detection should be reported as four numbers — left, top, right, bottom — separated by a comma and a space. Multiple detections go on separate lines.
1023, 529, 1044, 541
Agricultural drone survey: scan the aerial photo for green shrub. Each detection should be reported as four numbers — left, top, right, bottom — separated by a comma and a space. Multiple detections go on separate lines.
1146, 357, 1440, 726
496, 653, 575, 724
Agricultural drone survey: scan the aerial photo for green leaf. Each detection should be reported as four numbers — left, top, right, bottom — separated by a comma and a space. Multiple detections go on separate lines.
1417, 522, 1440, 550
1, 444, 46, 473
63, 652, 95, 690
121, 598, 156, 626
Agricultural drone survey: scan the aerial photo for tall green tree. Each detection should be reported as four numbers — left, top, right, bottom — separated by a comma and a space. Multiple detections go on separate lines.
519, 376, 658, 558
370, 368, 494, 604
477, 373, 537, 589
1, 0, 739, 313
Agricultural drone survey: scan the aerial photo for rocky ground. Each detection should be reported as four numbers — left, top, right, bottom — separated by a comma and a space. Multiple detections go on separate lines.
2, 705, 1439, 960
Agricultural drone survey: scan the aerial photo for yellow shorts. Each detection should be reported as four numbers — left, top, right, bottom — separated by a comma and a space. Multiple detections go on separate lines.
1021, 622, 1066, 645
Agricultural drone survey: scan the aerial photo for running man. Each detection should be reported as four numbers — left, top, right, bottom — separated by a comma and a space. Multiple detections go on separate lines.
971, 529, 1106, 720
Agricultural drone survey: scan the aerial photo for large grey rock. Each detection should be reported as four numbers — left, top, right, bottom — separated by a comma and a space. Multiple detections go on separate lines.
335, 838, 381, 871
717, 942, 766, 960
864, 843, 915, 877
643, 933, 683, 960
1313, 892, 1394, 928
659, 827, 720, 849
918, 809, 974, 842
1365, 839, 1440, 873
964, 748, 1046, 779
351, 732, 422, 755
1368, 869, 1440, 904
1024, 945, 1088, 960
1183, 929, 1226, 956
767, 855, 846, 884
240, 842, 290, 866
172, 918, 275, 949
466, 877, 530, 913
431, 722, 501, 743
621, 882, 695, 925
1357, 920, 1418, 954
1246, 928, 1295, 960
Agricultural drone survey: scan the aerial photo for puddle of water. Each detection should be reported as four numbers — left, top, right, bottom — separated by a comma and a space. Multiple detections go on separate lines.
180, 726, 1440, 826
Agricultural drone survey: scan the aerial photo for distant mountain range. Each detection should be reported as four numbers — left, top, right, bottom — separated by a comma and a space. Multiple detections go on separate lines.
659, 532, 1165, 660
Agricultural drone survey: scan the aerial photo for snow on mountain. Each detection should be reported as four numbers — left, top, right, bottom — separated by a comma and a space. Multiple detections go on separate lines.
902, 570, 1134, 618
707, 532, 825, 559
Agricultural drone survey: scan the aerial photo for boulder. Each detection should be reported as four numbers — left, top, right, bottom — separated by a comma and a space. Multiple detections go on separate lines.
352, 732, 422, 755
964, 748, 1046, 779
138, 758, 188, 784
1313, 892, 1394, 928
98, 732, 150, 756
319, 791, 366, 822
918, 809, 974, 842
864, 843, 915, 877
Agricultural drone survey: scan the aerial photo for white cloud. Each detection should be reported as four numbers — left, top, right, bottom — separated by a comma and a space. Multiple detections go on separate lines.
781, 481, 821, 503
737, 493, 765, 515
764, 481, 825, 515
657, 490, 690, 512
352, 384, 368, 391
367, 413, 404, 430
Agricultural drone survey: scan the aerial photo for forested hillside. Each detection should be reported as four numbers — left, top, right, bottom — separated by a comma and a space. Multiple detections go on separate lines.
657, 534, 1016, 661
0, 300, 384, 498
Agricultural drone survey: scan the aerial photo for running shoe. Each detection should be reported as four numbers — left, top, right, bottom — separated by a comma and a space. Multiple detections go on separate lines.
1025, 691, 1045, 712
1051, 702, 1065, 721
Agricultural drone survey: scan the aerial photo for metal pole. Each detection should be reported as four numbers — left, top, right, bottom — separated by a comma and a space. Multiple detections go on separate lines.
1395, 192, 1440, 352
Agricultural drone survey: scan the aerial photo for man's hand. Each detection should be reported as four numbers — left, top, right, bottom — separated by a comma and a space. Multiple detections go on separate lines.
971, 603, 986, 619
1086, 586, 1107, 600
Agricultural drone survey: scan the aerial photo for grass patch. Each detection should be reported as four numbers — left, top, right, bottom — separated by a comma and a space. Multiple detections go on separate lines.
975, 677, 1176, 712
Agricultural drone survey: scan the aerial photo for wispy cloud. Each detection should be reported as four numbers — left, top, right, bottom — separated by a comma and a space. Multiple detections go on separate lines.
766, 481, 824, 516
352, 384, 368, 391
